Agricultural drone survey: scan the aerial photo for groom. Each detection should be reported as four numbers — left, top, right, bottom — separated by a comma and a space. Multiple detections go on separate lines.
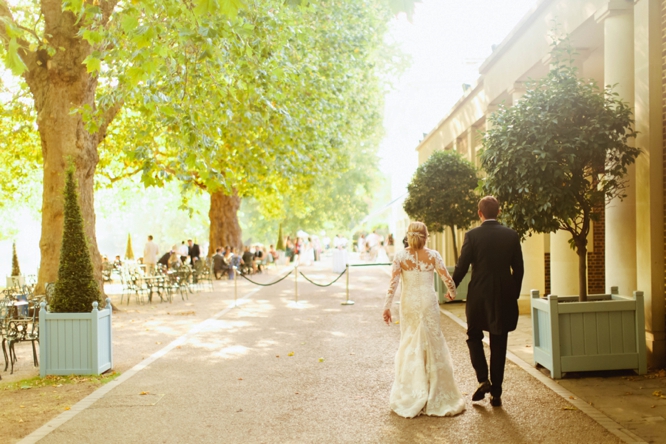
450, 196, 524, 407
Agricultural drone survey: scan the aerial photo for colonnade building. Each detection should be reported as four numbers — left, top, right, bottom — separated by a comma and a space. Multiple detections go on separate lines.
412, 0, 665, 367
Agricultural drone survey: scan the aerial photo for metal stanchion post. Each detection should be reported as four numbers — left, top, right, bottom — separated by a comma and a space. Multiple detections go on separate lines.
341, 263, 354, 305
294, 263, 299, 303
233, 266, 238, 307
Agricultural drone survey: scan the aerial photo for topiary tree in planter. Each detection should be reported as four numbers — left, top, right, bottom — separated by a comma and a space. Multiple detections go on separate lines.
403, 150, 478, 261
481, 38, 640, 301
11, 241, 21, 277
125, 233, 134, 261
50, 166, 101, 313
276, 224, 285, 251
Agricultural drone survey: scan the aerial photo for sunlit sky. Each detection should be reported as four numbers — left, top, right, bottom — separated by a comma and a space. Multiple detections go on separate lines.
379, 0, 537, 200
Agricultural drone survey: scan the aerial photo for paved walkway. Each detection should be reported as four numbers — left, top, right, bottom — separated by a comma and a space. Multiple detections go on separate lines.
25, 264, 623, 443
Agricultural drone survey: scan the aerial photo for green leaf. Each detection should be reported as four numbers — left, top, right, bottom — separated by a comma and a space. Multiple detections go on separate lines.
5, 38, 27, 76
82, 30, 104, 45
82, 54, 101, 73
121, 14, 139, 34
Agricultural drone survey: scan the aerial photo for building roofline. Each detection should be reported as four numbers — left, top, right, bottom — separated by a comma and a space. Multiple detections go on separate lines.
415, 0, 553, 153
479, 0, 553, 74
415, 77, 484, 152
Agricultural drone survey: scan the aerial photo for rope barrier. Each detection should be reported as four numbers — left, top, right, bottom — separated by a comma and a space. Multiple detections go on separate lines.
349, 263, 392, 267
239, 269, 294, 286
298, 268, 347, 287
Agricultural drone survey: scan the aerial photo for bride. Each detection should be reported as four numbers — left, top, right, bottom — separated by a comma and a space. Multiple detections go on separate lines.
383, 221, 465, 418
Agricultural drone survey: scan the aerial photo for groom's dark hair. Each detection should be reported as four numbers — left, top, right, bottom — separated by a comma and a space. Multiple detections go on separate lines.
478, 196, 500, 219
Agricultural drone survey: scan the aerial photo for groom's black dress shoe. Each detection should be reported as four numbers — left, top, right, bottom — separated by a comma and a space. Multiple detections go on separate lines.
472, 381, 491, 401
490, 396, 502, 407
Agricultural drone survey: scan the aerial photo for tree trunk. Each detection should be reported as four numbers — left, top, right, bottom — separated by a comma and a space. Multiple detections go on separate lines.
23, 10, 108, 297
209, 190, 243, 253
575, 237, 588, 302
450, 225, 459, 263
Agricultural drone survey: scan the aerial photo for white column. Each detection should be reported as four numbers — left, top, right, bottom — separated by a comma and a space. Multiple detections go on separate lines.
634, 0, 665, 367
596, 2, 637, 295
509, 82, 525, 104
484, 104, 498, 132
550, 231, 579, 296
465, 130, 474, 163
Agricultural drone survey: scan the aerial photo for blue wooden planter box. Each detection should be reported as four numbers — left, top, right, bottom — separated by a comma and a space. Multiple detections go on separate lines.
531, 288, 647, 379
435, 266, 469, 304
39, 298, 113, 377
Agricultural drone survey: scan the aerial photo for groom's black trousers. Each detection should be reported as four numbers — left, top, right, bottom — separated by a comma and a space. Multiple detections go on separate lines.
466, 328, 508, 397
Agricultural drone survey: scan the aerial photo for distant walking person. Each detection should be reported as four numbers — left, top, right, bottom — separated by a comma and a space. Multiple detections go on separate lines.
143, 235, 159, 275
451, 196, 524, 407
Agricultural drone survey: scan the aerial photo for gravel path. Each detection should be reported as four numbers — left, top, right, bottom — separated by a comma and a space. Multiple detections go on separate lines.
36, 265, 621, 443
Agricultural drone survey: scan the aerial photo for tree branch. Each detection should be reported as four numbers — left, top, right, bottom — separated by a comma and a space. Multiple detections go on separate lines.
0, 0, 37, 71
96, 100, 124, 144
99, 0, 121, 27
98, 166, 142, 183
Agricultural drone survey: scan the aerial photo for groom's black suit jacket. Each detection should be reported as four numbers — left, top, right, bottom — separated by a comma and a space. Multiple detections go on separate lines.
452, 220, 524, 335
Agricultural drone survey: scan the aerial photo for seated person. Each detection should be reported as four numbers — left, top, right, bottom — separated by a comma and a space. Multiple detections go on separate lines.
254, 247, 264, 273
168, 250, 182, 269
241, 246, 255, 275
268, 245, 279, 263
158, 251, 171, 268
212, 247, 230, 279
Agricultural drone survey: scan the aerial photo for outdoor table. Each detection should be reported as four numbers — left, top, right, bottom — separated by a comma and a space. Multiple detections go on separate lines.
332, 249, 348, 273
142, 276, 167, 303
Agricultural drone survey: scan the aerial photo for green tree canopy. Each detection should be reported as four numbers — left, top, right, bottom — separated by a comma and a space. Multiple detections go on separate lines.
403, 150, 478, 260
480, 39, 640, 300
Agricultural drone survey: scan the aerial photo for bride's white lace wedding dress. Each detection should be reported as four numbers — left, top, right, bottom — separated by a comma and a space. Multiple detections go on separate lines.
384, 248, 466, 418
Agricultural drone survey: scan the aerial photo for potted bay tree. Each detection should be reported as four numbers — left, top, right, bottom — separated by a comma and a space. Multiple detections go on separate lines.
7, 241, 25, 289
39, 166, 113, 376
481, 38, 646, 378
403, 150, 477, 302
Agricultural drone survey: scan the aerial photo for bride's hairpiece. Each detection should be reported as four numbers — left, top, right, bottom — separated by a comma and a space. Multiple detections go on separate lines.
407, 231, 425, 238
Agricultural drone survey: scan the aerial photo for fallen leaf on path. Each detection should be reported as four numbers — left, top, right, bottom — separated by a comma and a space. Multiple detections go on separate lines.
64, 407, 70, 411
657, 369, 666, 377
562, 406, 577, 410
288, 352, 294, 356
653, 390, 663, 397
301, 342, 306, 345
20, 405, 24, 408
569, 396, 576, 400
236, 409, 243, 412
238, 378, 243, 380
140, 391, 149, 395
295, 392, 299, 395
276, 355, 280, 358
155, 342, 161, 344
652, 405, 656, 408
394, 321, 400, 324
319, 357, 324, 362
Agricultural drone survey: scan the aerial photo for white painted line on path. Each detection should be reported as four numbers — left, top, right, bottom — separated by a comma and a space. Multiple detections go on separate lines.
19, 267, 295, 444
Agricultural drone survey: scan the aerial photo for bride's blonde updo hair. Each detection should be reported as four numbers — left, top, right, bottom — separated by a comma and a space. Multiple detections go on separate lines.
406, 222, 428, 250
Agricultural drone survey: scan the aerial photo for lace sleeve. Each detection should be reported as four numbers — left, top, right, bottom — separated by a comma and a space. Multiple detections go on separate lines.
384, 254, 402, 310
434, 251, 457, 299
